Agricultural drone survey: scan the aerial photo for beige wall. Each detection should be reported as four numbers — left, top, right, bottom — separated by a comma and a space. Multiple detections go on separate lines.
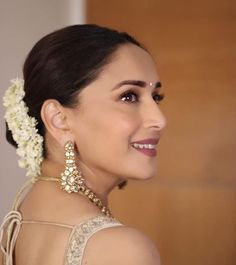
0, 0, 86, 219
87, 1, 236, 265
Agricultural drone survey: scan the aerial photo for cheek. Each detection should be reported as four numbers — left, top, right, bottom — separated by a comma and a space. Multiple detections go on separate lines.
75, 107, 140, 155
106, 112, 138, 141
102, 106, 142, 146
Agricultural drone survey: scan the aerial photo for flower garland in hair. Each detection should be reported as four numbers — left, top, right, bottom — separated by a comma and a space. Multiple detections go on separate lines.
3, 79, 44, 177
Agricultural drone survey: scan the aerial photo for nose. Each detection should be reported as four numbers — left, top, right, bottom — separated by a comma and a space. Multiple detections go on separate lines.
141, 100, 167, 131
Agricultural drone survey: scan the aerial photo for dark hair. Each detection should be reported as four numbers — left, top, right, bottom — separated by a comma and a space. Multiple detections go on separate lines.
5, 24, 144, 187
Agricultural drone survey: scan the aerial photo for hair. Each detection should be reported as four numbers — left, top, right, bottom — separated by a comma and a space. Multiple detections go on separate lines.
5, 24, 145, 187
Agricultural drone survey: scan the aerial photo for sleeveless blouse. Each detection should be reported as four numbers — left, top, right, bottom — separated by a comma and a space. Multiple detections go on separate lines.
0, 178, 123, 264
0, 210, 123, 265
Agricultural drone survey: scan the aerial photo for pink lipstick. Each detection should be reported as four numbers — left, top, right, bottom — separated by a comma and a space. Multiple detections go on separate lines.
131, 138, 159, 157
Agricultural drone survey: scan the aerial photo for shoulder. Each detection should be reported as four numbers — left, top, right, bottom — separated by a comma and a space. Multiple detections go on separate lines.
82, 225, 161, 265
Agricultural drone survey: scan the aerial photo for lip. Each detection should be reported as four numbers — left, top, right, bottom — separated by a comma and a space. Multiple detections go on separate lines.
131, 138, 159, 145
132, 147, 157, 157
130, 138, 159, 157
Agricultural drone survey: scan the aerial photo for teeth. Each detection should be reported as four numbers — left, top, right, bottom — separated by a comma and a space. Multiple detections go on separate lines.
132, 143, 156, 149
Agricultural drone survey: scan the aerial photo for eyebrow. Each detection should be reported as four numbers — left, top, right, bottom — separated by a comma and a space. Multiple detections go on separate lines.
112, 80, 162, 90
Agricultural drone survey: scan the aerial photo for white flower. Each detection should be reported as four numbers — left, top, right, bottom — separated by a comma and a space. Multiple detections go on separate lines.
3, 79, 44, 177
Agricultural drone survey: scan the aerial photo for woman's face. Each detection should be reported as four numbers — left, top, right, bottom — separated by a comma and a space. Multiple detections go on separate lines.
67, 44, 166, 182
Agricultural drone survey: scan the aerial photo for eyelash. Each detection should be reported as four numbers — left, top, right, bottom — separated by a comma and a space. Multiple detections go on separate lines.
120, 89, 165, 104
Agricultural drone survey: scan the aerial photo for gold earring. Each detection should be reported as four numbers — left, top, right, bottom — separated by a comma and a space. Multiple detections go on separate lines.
60, 141, 84, 193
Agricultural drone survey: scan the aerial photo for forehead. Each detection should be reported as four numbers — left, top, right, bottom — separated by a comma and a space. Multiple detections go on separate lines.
99, 44, 159, 82
77, 44, 160, 102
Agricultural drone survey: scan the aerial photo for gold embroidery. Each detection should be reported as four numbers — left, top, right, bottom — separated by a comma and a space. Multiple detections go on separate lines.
65, 215, 122, 265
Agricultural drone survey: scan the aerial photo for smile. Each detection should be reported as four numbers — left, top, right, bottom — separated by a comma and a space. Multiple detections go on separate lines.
131, 143, 157, 157
131, 143, 156, 149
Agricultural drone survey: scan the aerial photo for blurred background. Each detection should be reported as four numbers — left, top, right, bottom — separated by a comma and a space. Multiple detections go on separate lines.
0, 1, 235, 265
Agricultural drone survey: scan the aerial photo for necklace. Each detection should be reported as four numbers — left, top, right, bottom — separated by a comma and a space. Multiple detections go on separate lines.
35, 176, 112, 217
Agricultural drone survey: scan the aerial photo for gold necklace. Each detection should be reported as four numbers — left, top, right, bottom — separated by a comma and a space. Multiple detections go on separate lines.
35, 176, 112, 217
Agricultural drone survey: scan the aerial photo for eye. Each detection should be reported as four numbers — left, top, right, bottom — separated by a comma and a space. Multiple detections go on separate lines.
153, 93, 165, 104
120, 90, 165, 104
120, 90, 138, 103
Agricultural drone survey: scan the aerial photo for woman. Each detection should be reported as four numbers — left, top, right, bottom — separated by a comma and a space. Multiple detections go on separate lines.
0, 24, 166, 265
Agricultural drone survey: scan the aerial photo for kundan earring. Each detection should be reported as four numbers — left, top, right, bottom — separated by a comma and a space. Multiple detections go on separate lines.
59, 141, 112, 216
60, 141, 84, 193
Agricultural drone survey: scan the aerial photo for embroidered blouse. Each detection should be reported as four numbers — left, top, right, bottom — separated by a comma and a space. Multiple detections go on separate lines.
0, 210, 123, 265
0, 177, 124, 264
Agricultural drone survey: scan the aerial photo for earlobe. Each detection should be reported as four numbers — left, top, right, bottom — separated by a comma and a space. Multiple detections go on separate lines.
41, 99, 72, 145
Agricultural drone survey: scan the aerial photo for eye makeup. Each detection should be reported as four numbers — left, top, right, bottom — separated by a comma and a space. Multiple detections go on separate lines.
120, 88, 165, 104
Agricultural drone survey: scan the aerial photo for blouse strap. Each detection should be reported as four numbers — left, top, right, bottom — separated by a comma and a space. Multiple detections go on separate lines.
11, 176, 64, 212
65, 215, 123, 265
21, 220, 74, 229
12, 177, 36, 211
0, 209, 75, 265
0, 210, 22, 265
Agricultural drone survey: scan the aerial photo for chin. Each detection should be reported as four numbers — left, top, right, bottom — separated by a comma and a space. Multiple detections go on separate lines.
130, 170, 156, 181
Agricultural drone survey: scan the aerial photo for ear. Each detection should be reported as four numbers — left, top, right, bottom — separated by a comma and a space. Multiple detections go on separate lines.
40, 99, 73, 146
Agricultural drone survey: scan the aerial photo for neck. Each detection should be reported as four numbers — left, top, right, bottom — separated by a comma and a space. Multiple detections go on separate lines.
41, 159, 123, 206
